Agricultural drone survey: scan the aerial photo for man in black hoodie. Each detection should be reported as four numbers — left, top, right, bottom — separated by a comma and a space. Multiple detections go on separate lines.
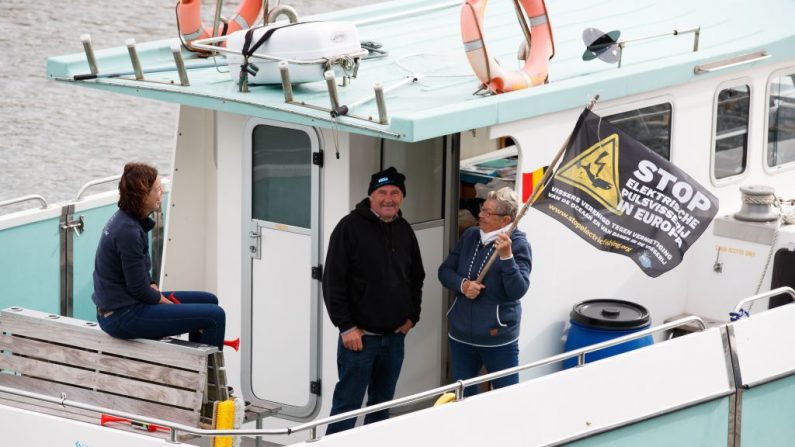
322, 166, 425, 435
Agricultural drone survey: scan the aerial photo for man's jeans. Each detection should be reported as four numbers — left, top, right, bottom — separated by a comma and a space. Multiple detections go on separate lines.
325, 333, 405, 435
97, 291, 226, 349
449, 338, 519, 397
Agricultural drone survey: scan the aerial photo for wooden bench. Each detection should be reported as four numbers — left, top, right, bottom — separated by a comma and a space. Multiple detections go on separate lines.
0, 307, 229, 436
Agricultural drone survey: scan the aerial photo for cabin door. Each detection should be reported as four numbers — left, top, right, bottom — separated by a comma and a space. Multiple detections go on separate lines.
244, 121, 321, 419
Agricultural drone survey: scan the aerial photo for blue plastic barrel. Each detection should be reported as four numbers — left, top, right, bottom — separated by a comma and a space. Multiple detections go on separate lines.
562, 299, 653, 369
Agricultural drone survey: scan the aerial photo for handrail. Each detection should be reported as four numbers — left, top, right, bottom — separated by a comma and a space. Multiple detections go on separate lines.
0, 316, 705, 442
614, 26, 701, 68
0, 195, 48, 211
694, 50, 771, 75
467, 315, 706, 380
733, 286, 795, 314
74, 175, 121, 201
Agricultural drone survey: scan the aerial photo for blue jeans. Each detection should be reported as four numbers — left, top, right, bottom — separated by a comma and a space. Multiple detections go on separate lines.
449, 338, 519, 397
325, 333, 405, 435
97, 291, 226, 349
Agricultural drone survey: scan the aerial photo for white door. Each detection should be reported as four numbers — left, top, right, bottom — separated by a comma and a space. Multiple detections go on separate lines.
243, 120, 321, 419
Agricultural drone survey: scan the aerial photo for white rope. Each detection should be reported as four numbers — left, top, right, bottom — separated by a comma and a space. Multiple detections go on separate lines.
734, 189, 795, 309
754, 218, 781, 296
778, 197, 795, 225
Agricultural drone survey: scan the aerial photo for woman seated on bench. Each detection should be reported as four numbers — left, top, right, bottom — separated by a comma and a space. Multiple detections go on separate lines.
92, 162, 226, 350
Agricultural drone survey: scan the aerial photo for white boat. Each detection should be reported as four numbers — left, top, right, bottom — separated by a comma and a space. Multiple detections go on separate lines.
2, 0, 795, 445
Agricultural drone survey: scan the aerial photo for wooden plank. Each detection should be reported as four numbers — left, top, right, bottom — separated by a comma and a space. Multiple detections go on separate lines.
94, 371, 203, 411
0, 355, 202, 410
0, 334, 205, 389
207, 352, 229, 402
0, 374, 200, 426
0, 312, 214, 371
244, 403, 281, 423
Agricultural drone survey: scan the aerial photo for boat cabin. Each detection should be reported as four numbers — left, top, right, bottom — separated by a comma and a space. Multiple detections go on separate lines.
2, 0, 795, 445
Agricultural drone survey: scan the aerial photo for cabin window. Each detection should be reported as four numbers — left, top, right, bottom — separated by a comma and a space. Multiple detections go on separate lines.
251, 125, 312, 228
605, 103, 672, 160
713, 86, 750, 179
767, 73, 795, 167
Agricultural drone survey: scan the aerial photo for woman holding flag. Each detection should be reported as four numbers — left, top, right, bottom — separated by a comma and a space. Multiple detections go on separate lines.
438, 187, 532, 396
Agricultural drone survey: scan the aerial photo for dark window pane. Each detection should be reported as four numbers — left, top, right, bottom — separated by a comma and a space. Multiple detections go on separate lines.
714, 86, 750, 179
606, 103, 672, 160
768, 74, 795, 167
252, 125, 311, 228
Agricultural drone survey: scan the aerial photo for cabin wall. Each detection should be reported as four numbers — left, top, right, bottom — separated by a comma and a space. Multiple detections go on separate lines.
213, 111, 247, 396
348, 134, 379, 205
317, 129, 355, 438
679, 61, 795, 320
460, 128, 497, 160
162, 106, 218, 293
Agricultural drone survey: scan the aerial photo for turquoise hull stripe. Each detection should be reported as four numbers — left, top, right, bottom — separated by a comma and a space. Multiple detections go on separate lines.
568, 397, 730, 447
740, 374, 795, 446
0, 193, 168, 320
0, 217, 61, 314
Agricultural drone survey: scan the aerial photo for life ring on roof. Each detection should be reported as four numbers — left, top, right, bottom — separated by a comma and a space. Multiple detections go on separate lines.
461, 0, 555, 94
177, 0, 262, 49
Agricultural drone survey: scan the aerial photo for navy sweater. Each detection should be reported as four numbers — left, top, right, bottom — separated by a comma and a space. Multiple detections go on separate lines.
438, 226, 532, 346
92, 209, 161, 310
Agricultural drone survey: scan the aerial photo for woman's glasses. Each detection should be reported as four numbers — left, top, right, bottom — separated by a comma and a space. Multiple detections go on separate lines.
479, 204, 506, 217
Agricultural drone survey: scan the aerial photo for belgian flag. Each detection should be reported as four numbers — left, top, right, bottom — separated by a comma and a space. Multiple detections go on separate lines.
522, 165, 548, 202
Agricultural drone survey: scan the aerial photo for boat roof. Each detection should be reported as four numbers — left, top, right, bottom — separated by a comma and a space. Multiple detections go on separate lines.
46, 0, 795, 142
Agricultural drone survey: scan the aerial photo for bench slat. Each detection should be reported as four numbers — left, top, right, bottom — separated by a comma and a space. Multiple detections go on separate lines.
0, 353, 203, 410
0, 334, 205, 389
0, 374, 200, 426
0, 312, 213, 371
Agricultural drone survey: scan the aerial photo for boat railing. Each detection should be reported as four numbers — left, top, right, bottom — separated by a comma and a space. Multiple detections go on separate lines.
73, 175, 121, 201
0, 315, 705, 443
732, 286, 795, 315
0, 194, 49, 212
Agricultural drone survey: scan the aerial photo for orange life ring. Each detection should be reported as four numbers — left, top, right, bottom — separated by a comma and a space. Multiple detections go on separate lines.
177, 0, 262, 49
461, 0, 554, 94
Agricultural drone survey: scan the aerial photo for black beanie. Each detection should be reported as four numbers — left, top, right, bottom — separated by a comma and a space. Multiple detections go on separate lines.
368, 166, 406, 197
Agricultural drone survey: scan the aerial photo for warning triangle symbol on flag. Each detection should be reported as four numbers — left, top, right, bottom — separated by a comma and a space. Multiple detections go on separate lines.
555, 133, 622, 215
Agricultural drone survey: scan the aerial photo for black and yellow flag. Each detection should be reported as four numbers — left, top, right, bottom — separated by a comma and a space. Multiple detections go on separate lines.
532, 108, 719, 277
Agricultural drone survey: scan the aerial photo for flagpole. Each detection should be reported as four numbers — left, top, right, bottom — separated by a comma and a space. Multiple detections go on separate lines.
474, 96, 600, 284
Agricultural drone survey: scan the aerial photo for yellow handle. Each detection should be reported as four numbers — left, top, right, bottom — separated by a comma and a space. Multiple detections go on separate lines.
434, 392, 456, 406
213, 400, 236, 447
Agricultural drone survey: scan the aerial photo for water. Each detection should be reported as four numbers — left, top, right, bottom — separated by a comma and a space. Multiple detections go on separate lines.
0, 0, 378, 211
